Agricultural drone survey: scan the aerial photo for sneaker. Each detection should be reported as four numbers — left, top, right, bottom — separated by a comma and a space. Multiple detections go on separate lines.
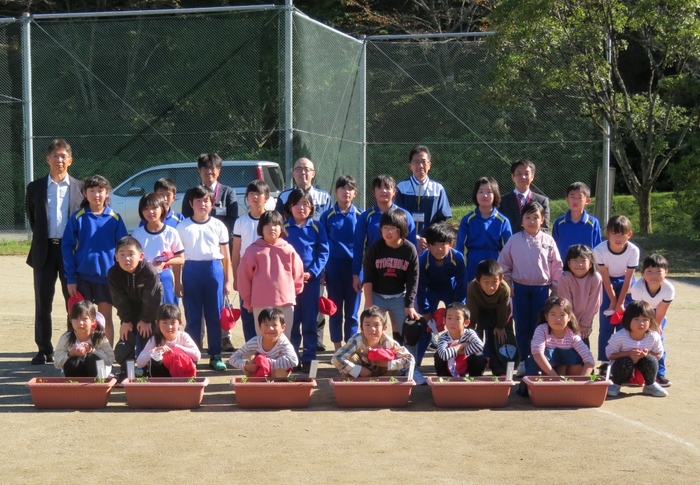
412, 369, 427, 385
427, 336, 438, 352
209, 355, 227, 371
607, 384, 621, 397
598, 362, 609, 378
656, 375, 672, 387
317, 343, 327, 352
643, 382, 668, 397
516, 361, 526, 377
221, 338, 235, 353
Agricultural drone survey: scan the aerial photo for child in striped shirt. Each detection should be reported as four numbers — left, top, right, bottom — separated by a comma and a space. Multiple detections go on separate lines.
525, 296, 595, 377
434, 302, 487, 377
331, 306, 414, 378
229, 307, 298, 378
605, 300, 667, 397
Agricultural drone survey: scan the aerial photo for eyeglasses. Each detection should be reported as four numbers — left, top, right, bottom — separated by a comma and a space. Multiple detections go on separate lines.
294, 167, 314, 174
381, 226, 398, 233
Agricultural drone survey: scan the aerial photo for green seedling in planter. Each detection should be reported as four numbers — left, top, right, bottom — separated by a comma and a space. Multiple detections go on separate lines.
93, 377, 106, 383
369, 379, 377, 382
187, 377, 196, 383
389, 376, 398, 382
288, 376, 297, 382
588, 374, 599, 382
240, 377, 248, 383
492, 376, 499, 382
462, 376, 475, 382
343, 378, 353, 382
536, 377, 544, 382
264, 378, 270, 383
437, 377, 446, 383
66, 380, 79, 384
136, 377, 148, 383
559, 376, 574, 382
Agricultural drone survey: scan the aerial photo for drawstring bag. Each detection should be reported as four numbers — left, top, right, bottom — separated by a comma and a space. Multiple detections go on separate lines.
318, 296, 337, 316
220, 296, 240, 331
447, 340, 468, 377
253, 354, 272, 377
67, 291, 85, 313
610, 310, 624, 325
368, 348, 395, 362
629, 366, 645, 386
162, 346, 197, 377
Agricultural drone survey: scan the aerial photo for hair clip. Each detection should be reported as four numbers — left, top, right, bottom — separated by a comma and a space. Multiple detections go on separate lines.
559, 300, 566, 307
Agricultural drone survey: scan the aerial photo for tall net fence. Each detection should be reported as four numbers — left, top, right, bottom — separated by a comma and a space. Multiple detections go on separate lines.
292, 12, 364, 202
365, 39, 602, 217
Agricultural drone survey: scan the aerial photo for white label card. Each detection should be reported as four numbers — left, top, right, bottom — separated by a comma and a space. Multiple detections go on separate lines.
126, 360, 136, 381
309, 360, 319, 379
411, 212, 425, 223
506, 361, 515, 381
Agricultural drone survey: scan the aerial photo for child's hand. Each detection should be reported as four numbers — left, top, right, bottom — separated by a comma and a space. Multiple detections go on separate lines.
136, 321, 152, 339
244, 304, 253, 312
224, 281, 233, 296
152, 260, 165, 271
175, 283, 184, 298
303, 272, 311, 282
352, 275, 362, 293
67, 283, 78, 297
244, 362, 259, 373
614, 301, 625, 313
320, 271, 326, 286
417, 236, 428, 253
494, 327, 507, 345
358, 366, 373, 377
404, 307, 420, 321
120, 322, 133, 341
154, 345, 171, 354
580, 327, 592, 339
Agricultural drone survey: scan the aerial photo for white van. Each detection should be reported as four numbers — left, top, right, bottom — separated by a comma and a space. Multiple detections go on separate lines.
111, 160, 284, 232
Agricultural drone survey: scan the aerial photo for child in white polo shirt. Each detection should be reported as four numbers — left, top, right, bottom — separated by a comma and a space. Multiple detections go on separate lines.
176, 185, 233, 371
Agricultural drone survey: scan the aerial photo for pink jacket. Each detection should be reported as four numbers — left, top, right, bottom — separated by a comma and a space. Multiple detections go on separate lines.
237, 238, 304, 308
497, 230, 563, 293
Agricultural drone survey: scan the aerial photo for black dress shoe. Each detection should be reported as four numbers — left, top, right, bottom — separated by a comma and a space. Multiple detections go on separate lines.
299, 361, 311, 373
31, 352, 46, 365
317, 343, 327, 352
45, 353, 54, 363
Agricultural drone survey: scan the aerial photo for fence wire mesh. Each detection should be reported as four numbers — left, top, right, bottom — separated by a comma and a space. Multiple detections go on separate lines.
365, 39, 602, 217
1, 8, 603, 234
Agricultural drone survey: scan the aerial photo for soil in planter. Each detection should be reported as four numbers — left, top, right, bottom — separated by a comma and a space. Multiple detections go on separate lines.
329, 377, 414, 408
27, 377, 117, 410
122, 377, 209, 409
427, 376, 514, 408
523, 375, 610, 408
231, 377, 317, 409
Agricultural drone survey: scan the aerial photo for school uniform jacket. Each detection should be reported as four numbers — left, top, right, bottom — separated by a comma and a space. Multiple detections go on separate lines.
25, 174, 83, 269
456, 207, 512, 283
283, 218, 330, 279
416, 248, 466, 313
395, 175, 452, 236
552, 209, 602, 260
319, 203, 362, 260
499, 191, 550, 234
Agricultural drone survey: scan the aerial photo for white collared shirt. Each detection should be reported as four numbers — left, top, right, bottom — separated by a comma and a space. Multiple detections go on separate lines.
47, 175, 70, 238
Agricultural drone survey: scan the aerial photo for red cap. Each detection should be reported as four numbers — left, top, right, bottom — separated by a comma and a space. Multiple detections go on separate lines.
610, 310, 624, 325
67, 291, 85, 313
318, 296, 337, 316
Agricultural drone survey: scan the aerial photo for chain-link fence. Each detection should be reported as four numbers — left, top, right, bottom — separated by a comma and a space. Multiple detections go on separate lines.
1, 6, 602, 234
365, 39, 602, 218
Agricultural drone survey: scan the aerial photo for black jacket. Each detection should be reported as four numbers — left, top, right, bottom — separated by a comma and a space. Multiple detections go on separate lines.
108, 260, 163, 324
499, 191, 551, 234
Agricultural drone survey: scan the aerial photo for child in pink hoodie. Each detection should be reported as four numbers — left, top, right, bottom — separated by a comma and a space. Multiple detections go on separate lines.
237, 210, 304, 338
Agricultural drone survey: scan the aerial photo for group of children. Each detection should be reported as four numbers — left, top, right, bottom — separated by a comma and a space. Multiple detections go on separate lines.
50, 143, 674, 399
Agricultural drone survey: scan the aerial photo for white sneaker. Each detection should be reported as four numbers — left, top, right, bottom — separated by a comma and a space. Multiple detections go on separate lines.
516, 361, 526, 377
412, 369, 427, 385
643, 382, 668, 397
607, 384, 621, 397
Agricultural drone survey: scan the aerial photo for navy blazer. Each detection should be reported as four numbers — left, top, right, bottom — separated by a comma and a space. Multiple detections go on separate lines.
26, 174, 83, 269
499, 190, 550, 234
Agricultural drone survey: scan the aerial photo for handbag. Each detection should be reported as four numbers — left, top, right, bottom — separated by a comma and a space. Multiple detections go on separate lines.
220, 296, 240, 331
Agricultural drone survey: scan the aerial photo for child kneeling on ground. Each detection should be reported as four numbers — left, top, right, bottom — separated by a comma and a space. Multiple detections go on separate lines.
229, 307, 299, 378
136, 304, 200, 377
434, 302, 487, 377
331, 306, 414, 378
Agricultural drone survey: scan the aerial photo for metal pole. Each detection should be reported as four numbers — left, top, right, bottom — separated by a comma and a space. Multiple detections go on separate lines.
365, 31, 496, 41
22, 12, 33, 234
284, 0, 294, 186
602, 34, 612, 224
32, 5, 279, 20
360, 37, 367, 209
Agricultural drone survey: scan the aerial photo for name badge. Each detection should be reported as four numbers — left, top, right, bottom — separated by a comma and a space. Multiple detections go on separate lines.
412, 212, 425, 223
215, 207, 227, 216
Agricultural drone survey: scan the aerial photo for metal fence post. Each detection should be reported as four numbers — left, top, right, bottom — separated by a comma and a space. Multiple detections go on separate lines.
360, 37, 367, 209
284, 0, 294, 186
602, 34, 612, 224
22, 12, 33, 235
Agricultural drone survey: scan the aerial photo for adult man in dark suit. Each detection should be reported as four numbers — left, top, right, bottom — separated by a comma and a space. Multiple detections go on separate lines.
26, 139, 83, 364
181, 152, 238, 352
499, 159, 551, 233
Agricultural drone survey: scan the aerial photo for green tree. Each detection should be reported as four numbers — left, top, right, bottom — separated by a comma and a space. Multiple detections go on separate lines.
488, 0, 700, 233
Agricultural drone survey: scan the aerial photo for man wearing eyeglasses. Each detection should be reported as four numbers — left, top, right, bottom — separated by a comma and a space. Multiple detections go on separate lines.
275, 158, 332, 221
275, 158, 333, 350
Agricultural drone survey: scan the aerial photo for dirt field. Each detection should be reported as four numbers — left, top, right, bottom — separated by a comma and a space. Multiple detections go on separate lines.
1, 255, 698, 484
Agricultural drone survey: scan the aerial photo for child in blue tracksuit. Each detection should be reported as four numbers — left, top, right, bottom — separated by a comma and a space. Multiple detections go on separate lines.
283, 189, 330, 371
416, 223, 466, 365
63, 174, 128, 345
320, 175, 363, 350
352, 175, 418, 337
456, 176, 512, 285
552, 182, 602, 260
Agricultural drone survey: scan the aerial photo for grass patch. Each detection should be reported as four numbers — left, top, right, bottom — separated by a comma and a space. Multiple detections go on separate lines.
0, 239, 31, 256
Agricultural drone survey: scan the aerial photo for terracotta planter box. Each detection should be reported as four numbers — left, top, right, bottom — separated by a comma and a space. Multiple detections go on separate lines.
122, 377, 209, 409
427, 376, 514, 408
26, 377, 117, 410
230, 377, 317, 409
523, 375, 610, 408
329, 376, 415, 408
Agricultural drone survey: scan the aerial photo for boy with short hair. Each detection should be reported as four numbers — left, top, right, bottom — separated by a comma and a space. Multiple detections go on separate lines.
416, 223, 466, 364
152, 177, 183, 228
552, 182, 602, 259
228, 307, 298, 378
109, 236, 164, 377
499, 158, 551, 233
628, 254, 675, 387
593, 215, 639, 375
352, 175, 417, 293
435, 302, 487, 377
466, 259, 519, 376
395, 145, 452, 252
176, 185, 234, 371
331, 306, 414, 378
